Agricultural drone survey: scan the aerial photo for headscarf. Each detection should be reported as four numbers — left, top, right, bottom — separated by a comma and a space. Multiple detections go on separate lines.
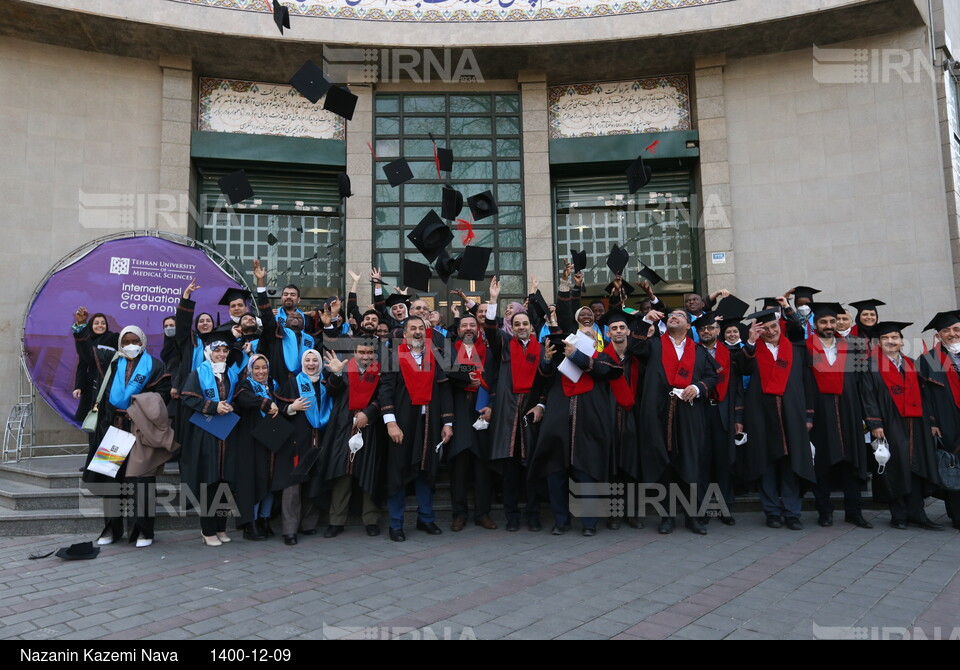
501, 302, 527, 336
295, 348, 331, 429
300, 348, 323, 383
110, 325, 152, 410
118, 325, 147, 355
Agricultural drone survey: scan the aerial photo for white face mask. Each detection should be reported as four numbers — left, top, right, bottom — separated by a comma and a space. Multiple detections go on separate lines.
797, 305, 812, 317
946, 342, 960, 355
121, 344, 142, 359
838, 328, 851, 337
164, 326, 176, 338
211, 361, 226, 374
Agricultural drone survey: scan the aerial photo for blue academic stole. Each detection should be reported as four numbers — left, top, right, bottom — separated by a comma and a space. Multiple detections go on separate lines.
109, 355, 153, 410
295, 373, 332, 430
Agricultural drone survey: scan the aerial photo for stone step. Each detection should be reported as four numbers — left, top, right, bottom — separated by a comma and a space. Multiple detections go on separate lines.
0, 455, 181, 489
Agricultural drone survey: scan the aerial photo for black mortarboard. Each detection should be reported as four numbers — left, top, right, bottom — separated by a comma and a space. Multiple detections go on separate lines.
440, 187, 463, 221
290, 446, 323, 478
694, 312, 720, 330
384, 293, 411, 309
337, 173, 352, 199
745, 308, 780, 324
403, 258, 433, 292
571, 250, 587, 273
598, 309, 634, 329
54, 542, 99, 561
437, 147, 454, 173
288, 60, 331, 104
810, 302, 844, 320
923, 311, 960, 332
467, 190, 498, 220
714, 295, 750, 320
383, 158, 415, 188
545, 332, 568, 362
604, 280, 635, 297
530, 289, 550, 317
323, 85, 358, 121
793, 286, 821, 303
435, 249, 458, 283
267, 233, 278, 246
626, 155, 653, 194
757, 297, 780, 310
606, 244, 629, 276
407, 211, 454, 262
218, 287, 252, 307
217, 170, 254, 206
272, 0, 290, 34
251, 415, 294, 453
874, 321, 911, 337
638, 264, 665, 286
457, 246, 493, 281
849, 299, 886, 313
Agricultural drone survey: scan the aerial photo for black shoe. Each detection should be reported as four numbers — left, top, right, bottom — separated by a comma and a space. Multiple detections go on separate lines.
242, 524, 267, 541
300, 528, 319, 536
817, 514, 833, 527
257, 518, 274, 538
606, 519, 621, 530
416, 520, 443, 535
685, 519, 707, 535
365, 524, 381, 537
844, 515, 873, 529
890, 519, 908, 530
785, 517, 803, 531
952, 522, 960, 531
626, 517, 644, 529
550, 524, 570, 536
389, 528, 406, 542
658, 518, 675, 535
582, 527, 596, 537
719, 515, 736, 526
908, 518, 944, 531
506, 519, 520, 532
766, 516, 782, 529
528, 519, 542, 532
283, 534, 298, 546
323, 525, 344, 538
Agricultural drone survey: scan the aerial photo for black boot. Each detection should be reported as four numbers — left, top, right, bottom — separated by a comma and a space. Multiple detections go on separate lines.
243, 523, 267, 541
257, 518, 274, 537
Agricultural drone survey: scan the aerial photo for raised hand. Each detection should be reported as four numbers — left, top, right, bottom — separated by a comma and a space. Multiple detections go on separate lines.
573, 271, 584, 288
323, 350, 345, 374
184, 279, 200, 299
488, 276, 501, 302
370, 267, 383, 284
74, 306, 89, 325
329, 297, 342, 316
252, 259, 266, 284
529, 275, 539, 295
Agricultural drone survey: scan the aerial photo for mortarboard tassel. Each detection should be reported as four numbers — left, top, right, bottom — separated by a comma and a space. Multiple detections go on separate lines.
456, 218, 475, 246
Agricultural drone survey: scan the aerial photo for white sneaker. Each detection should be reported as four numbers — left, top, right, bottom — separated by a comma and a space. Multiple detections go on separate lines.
216, 532, 231, 543
96, 533, 114, 546
135, 538, 153, 548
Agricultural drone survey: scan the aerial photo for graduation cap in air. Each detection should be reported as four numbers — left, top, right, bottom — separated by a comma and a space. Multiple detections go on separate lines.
626, 154, 653, 194
267, 233, 279, 246
713, 295, 750, 321
272, 0, 290, 34
289, 60, 331, 104
923, 310, 960, 332
435, 249, 458, 283
598, 308, 635, 329
403, 258, 433, 293
638, 264, 665, 286
440, 187, 464, 221
571, 250, 587, 273
530, 290, 550, 317
793, 285, 821, 303
218, 287, 252, 307
604, 279, 635, 297
467, 191, 498, 221
606, 244, 629, 276
744, 308, 780, 324
323, 85, 358, 121
874, 321, 912, 337
809, 302, 844, 320
849, 298, 886, 314
437, 148, 453, 173
337, 173, 352, 199
407, 211, 454, 262
383, 158, 415, 188
457, 246, 493, 281
218, 170, 254, 206
756, 297, 780, 310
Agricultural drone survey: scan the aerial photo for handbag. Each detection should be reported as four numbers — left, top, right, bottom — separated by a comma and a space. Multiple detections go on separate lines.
936, 449, 960, 491
81, 357, 117, 434
86, 425, 137, 478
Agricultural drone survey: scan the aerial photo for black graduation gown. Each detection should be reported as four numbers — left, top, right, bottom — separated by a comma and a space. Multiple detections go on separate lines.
445, 341, 497, 463
256, 293, 321, 381
629, 334, 719, 486
378, 347, 454, 496
179, 370, 238, 496
805, 339, 868, 483
230, 378, 280, 527
530, 349, 621, 482
861, 357, 941, 501
734, 332, 816, 485
706, 343, 744, 477
72, 323, 118, 423
917, 347, 960, 452
83, 354, 171, 486
599, 348, 643, 481
275, 376, 328, 491
316, 370, 384, 501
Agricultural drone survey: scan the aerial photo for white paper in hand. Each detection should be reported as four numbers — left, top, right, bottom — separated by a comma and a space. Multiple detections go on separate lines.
558, 331, 597, 383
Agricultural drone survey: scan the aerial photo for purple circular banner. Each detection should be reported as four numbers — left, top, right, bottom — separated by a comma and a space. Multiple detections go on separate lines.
24, 236, 244, 428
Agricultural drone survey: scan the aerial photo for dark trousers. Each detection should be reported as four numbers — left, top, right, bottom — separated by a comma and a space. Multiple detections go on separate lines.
451, 450, 492, 521
199, 482, 230, 536
659, 467, 698, 524
700, 406, 735, 515
944, 491, 960, 524
759, 458, 802, 519
386, 472, 433, 530
101, 476, 156, 540
282, 483, 321, 535
547, 467, 598, 529
812, 461, 863, 517
889, 473, 928, 523
502, 450, 540, 524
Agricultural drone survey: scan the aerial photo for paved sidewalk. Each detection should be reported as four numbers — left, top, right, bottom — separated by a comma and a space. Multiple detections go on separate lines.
2, 502, 959, 640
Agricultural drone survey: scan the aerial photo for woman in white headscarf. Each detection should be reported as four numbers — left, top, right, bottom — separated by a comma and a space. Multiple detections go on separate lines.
84, 325, 171, 549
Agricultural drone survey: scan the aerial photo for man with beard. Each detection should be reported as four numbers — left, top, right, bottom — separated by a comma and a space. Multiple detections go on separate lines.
446, 313, 497, 531
630, 308, 719, 535
212, 287, 261, 338
735, 300, 815, 530
379, 317, 454, 541
253, 260, 315, 379
917, 311, 960, 530
805, 303, 871, 528
694, 313, 740, 526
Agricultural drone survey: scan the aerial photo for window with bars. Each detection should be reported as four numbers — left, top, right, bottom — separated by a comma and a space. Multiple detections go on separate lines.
373, 93, 525, 303
196, 165, 344, 299
554, 171, 696, 296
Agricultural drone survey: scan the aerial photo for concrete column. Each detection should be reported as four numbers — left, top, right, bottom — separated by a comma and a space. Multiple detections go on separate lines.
519, 70, 553, 303
344, 83, 375, 308
693, 53, 736, 296
159, 54, 193, 235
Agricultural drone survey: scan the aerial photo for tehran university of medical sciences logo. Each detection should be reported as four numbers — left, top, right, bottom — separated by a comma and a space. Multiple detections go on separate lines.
109, 257, 131, 275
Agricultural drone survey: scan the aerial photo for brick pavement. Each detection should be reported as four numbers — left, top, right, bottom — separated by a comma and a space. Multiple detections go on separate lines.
2, 502, 959, 640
